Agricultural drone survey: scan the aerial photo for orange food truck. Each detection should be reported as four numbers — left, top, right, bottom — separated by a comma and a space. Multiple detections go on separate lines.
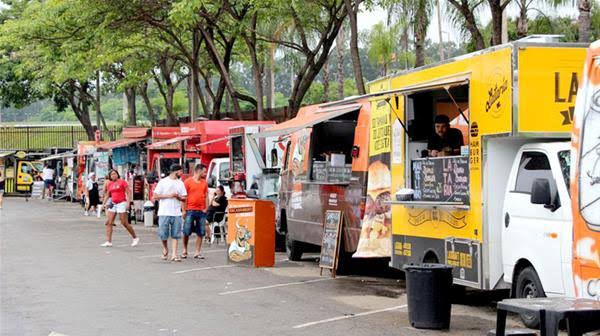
256, 99, 396, 265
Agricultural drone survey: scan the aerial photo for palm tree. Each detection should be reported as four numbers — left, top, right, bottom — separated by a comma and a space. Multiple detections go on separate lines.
514, 0, 572, 39
414, 0, 433, 66
578, 0, 593, 42
368, 22, 397, 76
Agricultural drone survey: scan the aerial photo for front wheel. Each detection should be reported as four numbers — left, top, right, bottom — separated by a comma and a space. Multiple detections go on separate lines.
515, 267, 546, 329
286, 233, 303, 261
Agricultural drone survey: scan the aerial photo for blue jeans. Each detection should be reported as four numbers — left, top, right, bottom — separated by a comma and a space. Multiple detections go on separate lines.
158, 216, 183, 240
183, 211, 207, 237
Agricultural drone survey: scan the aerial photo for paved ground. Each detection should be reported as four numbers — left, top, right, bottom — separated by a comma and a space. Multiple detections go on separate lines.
1, 197, 525, 336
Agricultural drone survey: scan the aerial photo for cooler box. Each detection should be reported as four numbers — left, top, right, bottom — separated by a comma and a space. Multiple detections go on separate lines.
227, 199, 275, 267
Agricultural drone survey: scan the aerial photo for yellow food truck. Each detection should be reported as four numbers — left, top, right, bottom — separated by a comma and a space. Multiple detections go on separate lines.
0, 151, 43, 194
368, 39, 587, 300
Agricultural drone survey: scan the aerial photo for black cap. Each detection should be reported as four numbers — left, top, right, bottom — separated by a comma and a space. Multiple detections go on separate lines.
170, 164, 183, 173
434, 114, 450, 124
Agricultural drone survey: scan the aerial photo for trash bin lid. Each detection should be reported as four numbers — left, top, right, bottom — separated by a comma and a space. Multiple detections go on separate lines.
402, 263, 453, 272
143, 200, 154, 207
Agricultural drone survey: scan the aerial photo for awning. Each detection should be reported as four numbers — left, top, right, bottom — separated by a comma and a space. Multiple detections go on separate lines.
253, 103, 362, 139
195, 135, 231, 147
97, 138, 145, 150
121, 127, 150, 138
146, 135, 196, 150
0, 151, 15, 158
368, 74, 470, 102
40, 151, 77, 161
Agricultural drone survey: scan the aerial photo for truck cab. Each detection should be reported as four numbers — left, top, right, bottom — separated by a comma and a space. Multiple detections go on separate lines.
502, 142, 574, 298
207, 157, 231, 197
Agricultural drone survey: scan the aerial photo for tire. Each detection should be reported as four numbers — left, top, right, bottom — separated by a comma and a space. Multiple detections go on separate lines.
515, 267, 546, 329
286, 233, 303, 261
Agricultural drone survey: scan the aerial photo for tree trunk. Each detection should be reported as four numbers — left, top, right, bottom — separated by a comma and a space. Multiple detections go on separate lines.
140, 82, 157, 126
336, 26, 345, 100
488, 0, 510, 46
578, 0, 592, 42
265, 48, 275, 109
124, 87, 137, 126
516, 0, 528, 39
189, 30, 201, 120
448, 0, 486, 50
244, 13, 264, 120
414, 0, 428, 67
199, 26, 242, 116
343, 0, 366, 95
323, 59, 330, 102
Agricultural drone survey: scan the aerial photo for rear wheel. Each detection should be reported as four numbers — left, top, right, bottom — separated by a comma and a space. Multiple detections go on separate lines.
515, 267, 545, 329
286, 233, 303, 261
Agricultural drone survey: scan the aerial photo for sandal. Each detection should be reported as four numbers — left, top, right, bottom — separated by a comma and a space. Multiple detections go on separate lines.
161, 250, 168, 260
171, 256, 182, 262
181, 252, 188, 259
193, 254, 205, 259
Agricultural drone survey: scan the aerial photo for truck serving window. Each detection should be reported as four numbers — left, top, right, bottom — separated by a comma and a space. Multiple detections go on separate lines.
514, 152, 555, 196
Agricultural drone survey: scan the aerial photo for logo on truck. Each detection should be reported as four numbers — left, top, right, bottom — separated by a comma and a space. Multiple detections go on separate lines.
485, 72, 509, 119
554, 71, 579, 125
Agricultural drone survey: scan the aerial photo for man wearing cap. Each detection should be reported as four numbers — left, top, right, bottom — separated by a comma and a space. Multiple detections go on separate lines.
427, 114, 464, 157
153, 164, 187, 262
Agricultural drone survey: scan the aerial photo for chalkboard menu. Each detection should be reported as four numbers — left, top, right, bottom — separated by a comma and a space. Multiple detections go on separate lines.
319, 210, 343, 276
411, 156, 469, 204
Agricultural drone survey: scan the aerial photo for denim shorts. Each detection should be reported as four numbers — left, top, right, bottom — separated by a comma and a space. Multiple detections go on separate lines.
158, 216, 183, 240
183, 210, 207, 237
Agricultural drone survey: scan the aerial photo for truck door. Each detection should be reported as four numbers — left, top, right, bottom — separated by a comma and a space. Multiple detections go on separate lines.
503, 151, 567, 295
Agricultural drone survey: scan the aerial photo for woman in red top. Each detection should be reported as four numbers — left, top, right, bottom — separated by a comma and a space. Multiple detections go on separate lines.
100, 170, 139, 247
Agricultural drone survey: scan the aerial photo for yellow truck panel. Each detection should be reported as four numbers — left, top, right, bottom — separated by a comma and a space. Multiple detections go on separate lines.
517, 46, 587, 134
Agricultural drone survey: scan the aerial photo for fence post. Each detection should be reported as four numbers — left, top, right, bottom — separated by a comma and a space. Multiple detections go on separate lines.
26, 127, 30, 150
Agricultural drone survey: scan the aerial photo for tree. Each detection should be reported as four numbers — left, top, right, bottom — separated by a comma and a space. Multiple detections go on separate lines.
447, 0, 486, 50
344, 0, 367, 95
578, 0, 593, 42
488, 0, 512, 45
414, 0, 432, 66
368, 22, 396, 76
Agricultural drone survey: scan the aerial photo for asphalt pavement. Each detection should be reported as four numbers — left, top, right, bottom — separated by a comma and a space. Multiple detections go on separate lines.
1, 197, 524, 336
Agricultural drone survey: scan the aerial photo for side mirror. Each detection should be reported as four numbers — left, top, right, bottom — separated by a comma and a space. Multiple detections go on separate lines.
531, 178, 551, 206
207, 176, 216, 188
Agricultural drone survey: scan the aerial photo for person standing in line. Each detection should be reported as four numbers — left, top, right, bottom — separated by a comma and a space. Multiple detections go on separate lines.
182, 164, 209, 259
42, 163, 55, 200
100, 169, 139, 247
84, 173, 100, 217
0, 170, 5, 210
153, 164, 187, 261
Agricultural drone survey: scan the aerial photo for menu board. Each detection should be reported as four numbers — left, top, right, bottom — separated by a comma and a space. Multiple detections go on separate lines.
319, 210, 343, 275
411, 156, 469, 204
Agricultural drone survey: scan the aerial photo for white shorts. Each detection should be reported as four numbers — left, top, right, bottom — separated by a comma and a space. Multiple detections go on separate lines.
108, 201, 128, 214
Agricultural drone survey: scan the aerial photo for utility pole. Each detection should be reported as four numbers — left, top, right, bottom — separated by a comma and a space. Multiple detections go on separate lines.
436, 0, 444, 61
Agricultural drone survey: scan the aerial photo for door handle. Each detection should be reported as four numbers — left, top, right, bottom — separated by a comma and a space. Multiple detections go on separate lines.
504, 213, 510, 228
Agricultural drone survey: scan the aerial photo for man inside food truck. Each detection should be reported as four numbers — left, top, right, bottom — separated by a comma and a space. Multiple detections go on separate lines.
427, 114, 464, 157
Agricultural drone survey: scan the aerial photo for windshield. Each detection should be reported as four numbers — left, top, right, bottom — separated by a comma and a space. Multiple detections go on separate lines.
558, 150, 571, 195
32, 162, 43, 172
259, 173, 280, 199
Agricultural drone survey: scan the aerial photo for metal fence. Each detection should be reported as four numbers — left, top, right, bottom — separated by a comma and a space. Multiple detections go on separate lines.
0, 125, 121, 150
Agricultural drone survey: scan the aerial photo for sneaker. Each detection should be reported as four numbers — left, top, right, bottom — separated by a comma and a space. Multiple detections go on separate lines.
84, 211, 89, 216
100, 241, 113, 247
131, 238, 140, 247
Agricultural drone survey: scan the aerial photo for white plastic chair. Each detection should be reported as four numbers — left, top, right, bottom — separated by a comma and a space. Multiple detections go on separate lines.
208, 212, 227, 245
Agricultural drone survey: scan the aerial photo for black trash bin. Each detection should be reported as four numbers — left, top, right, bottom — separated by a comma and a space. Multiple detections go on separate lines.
403, 263, 453, 329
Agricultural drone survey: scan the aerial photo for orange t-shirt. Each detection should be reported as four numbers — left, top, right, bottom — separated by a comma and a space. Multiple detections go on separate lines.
184, 177, 208, 211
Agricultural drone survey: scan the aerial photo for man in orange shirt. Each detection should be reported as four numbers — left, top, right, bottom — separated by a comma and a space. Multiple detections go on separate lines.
182, 163, 210, 259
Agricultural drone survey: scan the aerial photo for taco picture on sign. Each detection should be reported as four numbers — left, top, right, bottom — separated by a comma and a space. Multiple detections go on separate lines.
354, 160, 392, 257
